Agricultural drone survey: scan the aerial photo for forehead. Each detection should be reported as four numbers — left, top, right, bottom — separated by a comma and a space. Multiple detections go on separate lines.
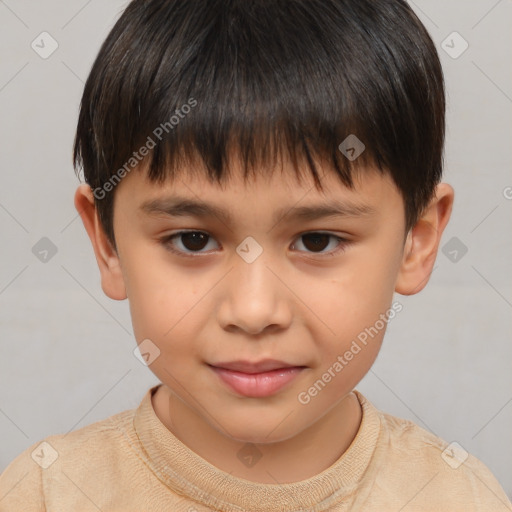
114, 155, 403, 228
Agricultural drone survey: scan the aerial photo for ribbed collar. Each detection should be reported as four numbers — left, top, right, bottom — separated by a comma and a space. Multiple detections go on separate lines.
132, 385, 381, 511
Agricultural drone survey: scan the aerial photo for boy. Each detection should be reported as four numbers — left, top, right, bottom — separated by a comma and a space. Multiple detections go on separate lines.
1, 0, 510, 509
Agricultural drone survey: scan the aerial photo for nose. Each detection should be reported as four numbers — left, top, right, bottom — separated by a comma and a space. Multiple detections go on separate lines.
216, 254, 292, 336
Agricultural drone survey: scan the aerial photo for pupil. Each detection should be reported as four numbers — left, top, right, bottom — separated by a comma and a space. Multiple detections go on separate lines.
183, 232, 208, 250
303, 234, 328, 252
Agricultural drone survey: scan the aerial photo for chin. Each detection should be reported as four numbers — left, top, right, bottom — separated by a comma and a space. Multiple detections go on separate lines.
229, 431, 292, 445
216, 417, 302, 445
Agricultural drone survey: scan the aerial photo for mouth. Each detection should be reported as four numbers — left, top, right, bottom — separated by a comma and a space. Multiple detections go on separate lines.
208, 359, 307, 398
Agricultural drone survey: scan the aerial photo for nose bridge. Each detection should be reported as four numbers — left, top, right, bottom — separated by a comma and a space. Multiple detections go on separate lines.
234, 248, 275, 299
218, 244, 291, 334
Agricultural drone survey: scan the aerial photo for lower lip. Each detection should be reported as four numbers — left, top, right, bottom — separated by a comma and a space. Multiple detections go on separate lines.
210, 366, 305, 398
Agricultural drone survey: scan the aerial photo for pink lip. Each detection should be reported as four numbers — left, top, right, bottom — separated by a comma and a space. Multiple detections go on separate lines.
210, 359, 300, 374
209, 365, 305, 398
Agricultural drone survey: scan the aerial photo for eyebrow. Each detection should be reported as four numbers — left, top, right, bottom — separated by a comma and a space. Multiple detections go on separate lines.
140, 195, 376, 225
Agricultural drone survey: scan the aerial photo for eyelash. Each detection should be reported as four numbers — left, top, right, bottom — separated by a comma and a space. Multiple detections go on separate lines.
159, 230, 350, 258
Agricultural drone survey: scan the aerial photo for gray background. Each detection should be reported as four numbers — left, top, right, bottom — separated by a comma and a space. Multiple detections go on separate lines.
1, 0, 511, 501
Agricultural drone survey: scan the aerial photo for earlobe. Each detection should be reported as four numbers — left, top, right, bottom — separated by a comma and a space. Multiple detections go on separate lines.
74, 184, 127, 300
395, 183, 454, 295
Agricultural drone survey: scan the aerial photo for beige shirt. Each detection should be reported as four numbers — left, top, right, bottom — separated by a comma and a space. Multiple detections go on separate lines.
0, 385, 510, 511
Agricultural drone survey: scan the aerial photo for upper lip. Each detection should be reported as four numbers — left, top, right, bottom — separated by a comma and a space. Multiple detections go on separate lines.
210, 359, 304, 374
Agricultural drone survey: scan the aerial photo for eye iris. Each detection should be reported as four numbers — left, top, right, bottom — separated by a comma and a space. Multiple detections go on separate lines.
303, 234, 329, 252
182, 232, 208, 251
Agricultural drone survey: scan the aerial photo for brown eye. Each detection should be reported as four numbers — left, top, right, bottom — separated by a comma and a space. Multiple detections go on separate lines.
180, 232, 209, 251
292, 232, 348, 257
301, 233, 331, 252
161, 231, 219, 256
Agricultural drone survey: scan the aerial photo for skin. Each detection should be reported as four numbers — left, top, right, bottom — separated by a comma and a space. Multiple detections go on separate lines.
75, 153, 453, 484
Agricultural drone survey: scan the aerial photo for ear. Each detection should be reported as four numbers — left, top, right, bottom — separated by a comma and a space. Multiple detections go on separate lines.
74, 184, 127, 300
395, 183, 454, 295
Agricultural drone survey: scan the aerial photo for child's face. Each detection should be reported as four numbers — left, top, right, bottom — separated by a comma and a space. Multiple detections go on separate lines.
108, 156, 409, 443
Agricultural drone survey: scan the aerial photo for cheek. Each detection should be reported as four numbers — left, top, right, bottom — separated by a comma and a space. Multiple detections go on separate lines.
126, 269, 209, 376
318, 257, 396, 325
123, 254, 191, 341
305, 244, 401, 365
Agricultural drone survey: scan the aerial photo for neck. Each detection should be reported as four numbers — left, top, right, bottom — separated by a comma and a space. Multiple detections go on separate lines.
152, 384, 362, 484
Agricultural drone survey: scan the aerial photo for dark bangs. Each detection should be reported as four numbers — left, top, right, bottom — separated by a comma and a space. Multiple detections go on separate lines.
73, 0, 445, 244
